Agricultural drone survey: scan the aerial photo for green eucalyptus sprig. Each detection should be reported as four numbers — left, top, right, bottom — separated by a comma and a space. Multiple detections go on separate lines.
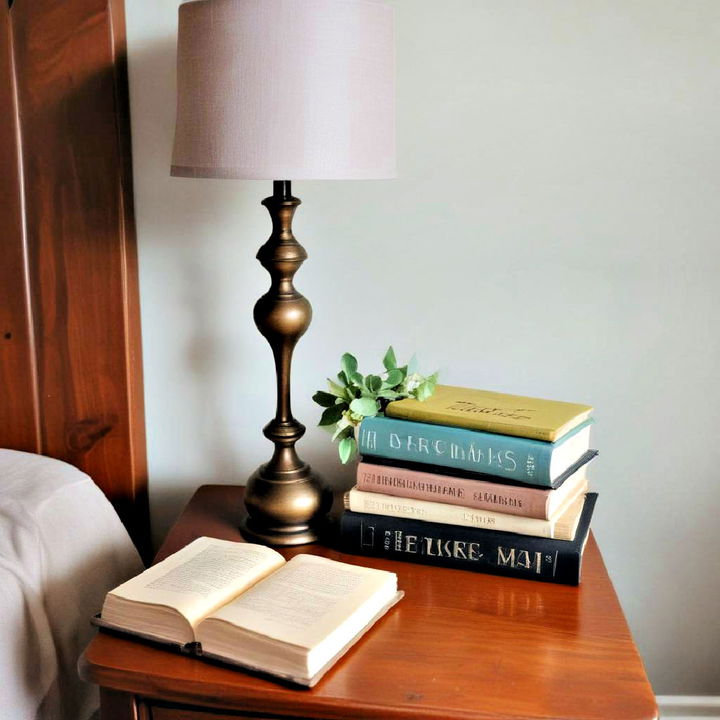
313, 346, 438, 464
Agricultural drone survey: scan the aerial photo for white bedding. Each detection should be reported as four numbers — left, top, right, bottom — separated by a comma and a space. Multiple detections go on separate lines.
0, 449, 144, 720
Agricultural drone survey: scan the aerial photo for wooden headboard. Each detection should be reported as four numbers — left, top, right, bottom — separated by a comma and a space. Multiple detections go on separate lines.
0, 0, 150, 558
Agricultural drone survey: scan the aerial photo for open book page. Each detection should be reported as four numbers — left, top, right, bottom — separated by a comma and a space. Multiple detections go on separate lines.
108, 537, 285, 627
205, 554, 396, 650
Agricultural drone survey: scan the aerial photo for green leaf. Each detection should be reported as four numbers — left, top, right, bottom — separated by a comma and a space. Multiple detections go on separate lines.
366, 374, 382, 393
407, 354, 418, 375
341, 353, 358, 378
350, 371, 365, 387
349, 396, 379, 417
338, 436, 357, 464
383, 346, 397, 371
313, 391, 338, 408
385, 368, 403, 387
318, 404, 345, 426
416, 382, 434, 401
333, 424, 354, 442
378, 389, 400, 400
337, 371, 349, 386
327, 378, 347, 398
422, 372, 439, 397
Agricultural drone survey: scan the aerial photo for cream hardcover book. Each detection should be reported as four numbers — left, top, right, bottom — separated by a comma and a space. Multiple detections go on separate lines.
345, 486, 587, 541
97, 537, 401, 687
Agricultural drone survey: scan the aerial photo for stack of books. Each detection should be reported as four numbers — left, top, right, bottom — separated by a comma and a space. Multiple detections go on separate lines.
339, 386, 599, 585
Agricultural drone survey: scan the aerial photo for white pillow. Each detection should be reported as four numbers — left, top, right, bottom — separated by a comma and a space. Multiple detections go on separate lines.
0, 449, 144, 720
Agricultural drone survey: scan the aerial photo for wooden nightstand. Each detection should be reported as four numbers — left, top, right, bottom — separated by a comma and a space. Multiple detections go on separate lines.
80, 485, 657, 720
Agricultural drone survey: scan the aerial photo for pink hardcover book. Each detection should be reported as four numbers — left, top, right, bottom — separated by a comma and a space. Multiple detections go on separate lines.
355, 461, 589, 520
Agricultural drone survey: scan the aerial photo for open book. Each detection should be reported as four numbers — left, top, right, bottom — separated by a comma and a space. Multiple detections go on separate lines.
97, 537, 401, 686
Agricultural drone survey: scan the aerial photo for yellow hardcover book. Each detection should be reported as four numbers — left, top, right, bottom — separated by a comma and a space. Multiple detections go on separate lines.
386, 385, 593, 442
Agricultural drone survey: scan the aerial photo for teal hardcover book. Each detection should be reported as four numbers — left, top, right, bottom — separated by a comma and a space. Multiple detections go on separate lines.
357, 416, 594, 487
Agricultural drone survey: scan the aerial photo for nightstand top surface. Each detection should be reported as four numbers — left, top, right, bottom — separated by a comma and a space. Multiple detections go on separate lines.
82, 485, 657, 720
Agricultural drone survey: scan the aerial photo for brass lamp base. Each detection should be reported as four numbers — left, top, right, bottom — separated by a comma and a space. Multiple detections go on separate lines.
242, 463, 325, 546
241, 180, 328, 546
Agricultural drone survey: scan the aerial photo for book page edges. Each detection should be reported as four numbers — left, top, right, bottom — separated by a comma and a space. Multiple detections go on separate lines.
550, 492, 586, 541
92, 591, 404, 688
199, 591, 403, 687
92, 614, 199, 653
548, 477, 590, 522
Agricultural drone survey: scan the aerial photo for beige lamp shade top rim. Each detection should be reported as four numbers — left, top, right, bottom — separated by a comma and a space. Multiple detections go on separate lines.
171, 0, 396, 181
169, 165, 397, 181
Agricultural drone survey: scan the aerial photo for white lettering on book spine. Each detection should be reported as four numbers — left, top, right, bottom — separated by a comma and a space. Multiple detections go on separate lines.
145, 546, 269, 598
525, 454, 535, 478
360, 428, 378, 451
378, 425, 529, 476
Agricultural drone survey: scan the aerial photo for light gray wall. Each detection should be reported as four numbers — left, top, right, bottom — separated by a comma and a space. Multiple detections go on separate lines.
125, 0, 720, 695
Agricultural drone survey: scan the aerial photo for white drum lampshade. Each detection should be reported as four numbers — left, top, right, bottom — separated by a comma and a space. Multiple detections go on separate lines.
171, 0, 396, 180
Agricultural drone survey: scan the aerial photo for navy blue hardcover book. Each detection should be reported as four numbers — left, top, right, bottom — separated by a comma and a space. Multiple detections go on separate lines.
339, 493, 598, 586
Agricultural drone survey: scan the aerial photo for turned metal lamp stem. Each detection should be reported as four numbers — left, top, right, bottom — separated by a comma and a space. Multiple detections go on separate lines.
241, 180, 327, 545
268, 181, 298, 425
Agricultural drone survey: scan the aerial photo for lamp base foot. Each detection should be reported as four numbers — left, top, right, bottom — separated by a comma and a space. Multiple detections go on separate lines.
240, 462, 328, 547
240, 516, 319, 546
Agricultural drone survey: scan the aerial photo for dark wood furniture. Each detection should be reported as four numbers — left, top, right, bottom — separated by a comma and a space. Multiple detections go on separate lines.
0, 0, 149, 557
81, 485, 658, 720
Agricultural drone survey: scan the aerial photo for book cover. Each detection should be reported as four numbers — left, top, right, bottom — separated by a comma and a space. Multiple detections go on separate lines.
386, 385, 593, 442
339, 493, 598, 586
355, 461, 589, 520
358, 415, 594, 486
344, 488, 585, 540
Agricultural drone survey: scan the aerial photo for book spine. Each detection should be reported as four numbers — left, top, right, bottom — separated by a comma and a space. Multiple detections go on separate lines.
346, 489, 565, 539
356, 461, 550, 519
339, 512, 583, 585
358, 416, 553, 485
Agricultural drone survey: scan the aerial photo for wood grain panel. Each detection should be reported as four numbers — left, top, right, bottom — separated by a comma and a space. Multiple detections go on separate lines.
0, 2, 40, 452
0, 0, 150, 557
100, 689, 140, 720
150, 703, 312, 720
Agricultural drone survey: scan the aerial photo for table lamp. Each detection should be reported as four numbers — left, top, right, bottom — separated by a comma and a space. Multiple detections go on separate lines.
171, 0, 396, 545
